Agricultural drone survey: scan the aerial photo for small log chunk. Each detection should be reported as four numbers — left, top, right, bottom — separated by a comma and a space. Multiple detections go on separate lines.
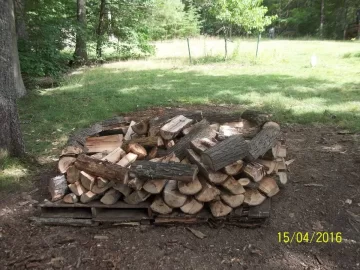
210, 123, 220, 131
90, 153, 106, 159
97, 177, 109, 188
80, 171, 96, 190
220, 193, 244, 208
165, 140, 175, 149
201, 135, 249, 171
75, 154, 129, 183
195, 177, 220, 202
123, 136, 159, 148
243, 189, 266, 206
63, 193, 79, 204
209, 200, 232, 217
130, 160, 198, 182
85, 134, 123, 153
91, 181, 114, 195
58, 156, 76, 174
163, 180, 187, 208
187, 149, 227, 184
200, 138, 217, 148
148, 147, 158, 159
66, 165, 80, 184
272, 141, 286, 158
48, 175, 68, 202
182, 125, 194, 135
157, 137, 165, 147
178, 176, 202, 195
226, 120, 261, 138
131, 119, 149, 135
113, 183, 132, 197
180, 198, 204, 214
150, 196, 173, 215
61, 146, 83, 157
160, 115, 193, 140
221, 176, 245, 195
223, 160, 244, 175
128, 178, 145, 190
143, 179, 167, 194
241, 110, 272, 126
274, 171, 288, 187
100, 189, 121, 205
256, 159, 286, 174
258, 177, 280, 197
217, 125, 240, 140
124, 190, 150, 205
101, 147, 125, 163
243, 162, 266, 182
124, 121, 136, 141
80, 191, 100, 203
68, 181, 87, 196
238, 178, 259, 189
127, 143, 147, 159
246, 122, 281, 161
117, 153, 138, 167
190, 138, 209, 154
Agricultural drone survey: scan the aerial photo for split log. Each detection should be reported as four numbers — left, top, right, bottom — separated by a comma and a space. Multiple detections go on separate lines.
74, 154, 129, 183
80, 171, 96, 190
58, 156, 76, 174
126, 143, 147, 159
187, 149, 227, 184
268, 141, 286, 159
68, 181, 86, 196
160, 115, 193, 140
201, 135, 249, 171
61, 146, 83, 157
238, 178, 259, 189
241, 110, 272, 126
100, 189, 121, 205
256, 159, 286, 174
128, 178, 145, 190
190, 138, 209, 154
80, 191, 99, 203
48, 175, 68, 202
97, 177, 109, 188
148, 147, 158, 159
210, 123, 220, 131
246, 122, 280, 161
180, 198, 204, 214
101, 147, 125, 163
123, 136, 159, 148
66, 165, 80, 184
243, 162, 266, 182
124, 121, 136, 141
150, 196, 173, 215
165, 140, 175, 149
163, 180, 187, 208
217, 125, 240, 140
178, 176, 202, 195
243, 189, 266, 206
113, 183, 132, 197
220, 193, 244, 208
157, 137, 165, 147
221, 176, 245, 195
274, 172, 288, 187
66, 124, 103, 150
124, 190, 150, 205
224, 120, 260, 138
223, 160, 244, 175
209, 200, 232, 217
195, 177, 220, 202
63, 193, 79, 204
182, 125, 194, 135
143, 179, 167, 194
85, 134, 123, 153
117, 153, 138, 167
91, 152, 106, 159
131, 119, 149, 135
148, 116, 173, 136
91, 181, 114, 194
165, 119, 216, 160
258, 177, 280, 197
130, 160, 198, 182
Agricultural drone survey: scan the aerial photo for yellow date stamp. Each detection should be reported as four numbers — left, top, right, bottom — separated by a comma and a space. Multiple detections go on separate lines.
278, 232, 342, 244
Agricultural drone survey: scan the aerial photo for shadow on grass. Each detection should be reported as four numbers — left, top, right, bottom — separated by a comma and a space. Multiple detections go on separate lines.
18, 68, 360, 157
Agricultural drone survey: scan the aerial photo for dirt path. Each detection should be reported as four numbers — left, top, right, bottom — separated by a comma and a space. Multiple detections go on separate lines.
1, 108, 359, 270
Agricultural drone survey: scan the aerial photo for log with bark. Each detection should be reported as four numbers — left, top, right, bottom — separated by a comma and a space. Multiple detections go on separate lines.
131, 119, 149, 135
220, 193, 244, 208
58, 156, 76, 174
163, 180, 187, 208
195, 177, 220, 202
63, 193, 79, 204
66, 165, 80, 184
100, 189, 121, 205
180, 197, 204, 214
209, 199, 232, 217
142, 179, 167, 194
177, 176, 202, 195
150, 196, 173, 214
126, 143, 147, 159
85, 134, 123, 153
160, 115, 193, 140
241, 110, 272, 126
68, 181, 86, 196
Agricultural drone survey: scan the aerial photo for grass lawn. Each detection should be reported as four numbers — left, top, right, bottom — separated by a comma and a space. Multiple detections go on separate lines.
1, 37, 360, 190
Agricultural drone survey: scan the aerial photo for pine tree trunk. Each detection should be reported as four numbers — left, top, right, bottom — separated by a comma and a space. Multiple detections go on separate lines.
74, 0, 88, 63
96, 0, 106, 58
0, 0, 25, 157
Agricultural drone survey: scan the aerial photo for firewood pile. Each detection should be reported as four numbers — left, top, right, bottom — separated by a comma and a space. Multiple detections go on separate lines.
49, 110, 293, 219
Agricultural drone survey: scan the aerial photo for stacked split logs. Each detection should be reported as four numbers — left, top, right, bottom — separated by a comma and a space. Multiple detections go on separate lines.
51, 110, 293, 218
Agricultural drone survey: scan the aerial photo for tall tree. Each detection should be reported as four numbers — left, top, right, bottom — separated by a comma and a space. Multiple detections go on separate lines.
320, 0, 325, 38
74, 0, 88, 63
0, 0, 25, 157
96, 0, 106, 58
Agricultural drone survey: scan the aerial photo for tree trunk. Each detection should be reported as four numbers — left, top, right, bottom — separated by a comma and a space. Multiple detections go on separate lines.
96, 0, 106, 58
342, 0, 347, 40
74, 0, 88, 63
320, 0, 325, 39
0, 0, 25, 157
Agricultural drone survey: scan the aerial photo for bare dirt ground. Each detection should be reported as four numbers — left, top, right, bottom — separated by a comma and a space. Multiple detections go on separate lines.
1, 106, 360, 270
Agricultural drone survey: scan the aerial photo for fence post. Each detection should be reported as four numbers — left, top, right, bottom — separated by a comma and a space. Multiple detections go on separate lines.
256, 33, 260, 57
187, 38, 192, 64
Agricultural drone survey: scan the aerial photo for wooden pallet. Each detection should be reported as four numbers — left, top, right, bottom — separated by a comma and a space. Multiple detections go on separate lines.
31, 199, 271, 227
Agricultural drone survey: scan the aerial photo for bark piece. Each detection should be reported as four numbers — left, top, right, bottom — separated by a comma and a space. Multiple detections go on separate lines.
241, 110, 272, 126
238, 178, 259, 189
130, 160, 198, 182
80, 171, 96, 190
63, 193, 79, 204
243, 162, 266, 182
68, 181, 87, 196
66, 165, 80, 184
117, 152, 138, 167
123, 136, 159, 148
143, 179, 168, 194
113, 183, 132, 197
74, 154, 129, 183
127, 143, 147, 159
246, 122, 281, 161
85, 134, 123, 153
160, 115, 193, 140
201, 135, 249, 171
128, 178, 145, 190
178, 176, 202, 195
195, 177, 220, 202
221, 176, 245, 195
48, 175, 68, 202
124, 190, 150, 205
131, 119, 149, 135
180, 198, 204, 214
101, 147, 125, 163
243, 189, 266, 206
80, 191, 99, 203
124, 121, 136, 141
163, 180, 187, 208
220, 193, 244, 208
258, 177, 280, 197
223, 160, 244, 175
187, 149, 227, 184
100, 189, 121, 205
58, 156, 76, 174
150, 196, 173, 215
209, 200, 232, 217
